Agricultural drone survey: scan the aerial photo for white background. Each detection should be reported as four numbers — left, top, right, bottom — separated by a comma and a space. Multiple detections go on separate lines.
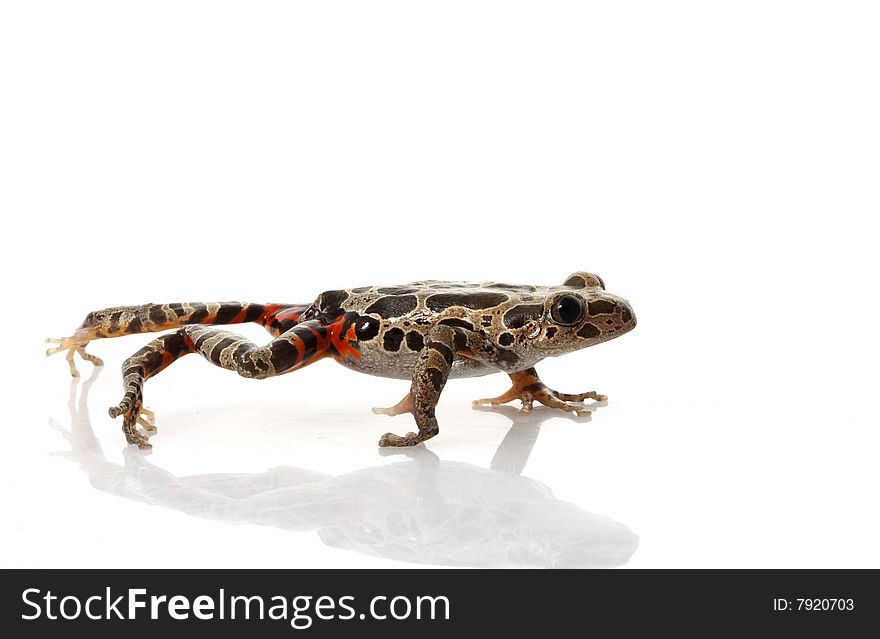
2, 1, 878, 568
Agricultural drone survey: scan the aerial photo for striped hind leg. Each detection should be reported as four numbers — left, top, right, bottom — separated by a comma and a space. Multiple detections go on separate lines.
47, 301, 311, 376
109, 319, 333, 449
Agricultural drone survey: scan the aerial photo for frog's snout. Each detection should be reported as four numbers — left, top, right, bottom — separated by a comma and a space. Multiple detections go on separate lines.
591, 295, 636, 336
619, 297, 636, 331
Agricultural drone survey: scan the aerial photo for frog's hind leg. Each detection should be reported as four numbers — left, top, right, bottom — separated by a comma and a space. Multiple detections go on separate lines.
47, 301, 311, 377
109, 319, 331, 449
258, 304, 313, 336
472, 367, 606, 417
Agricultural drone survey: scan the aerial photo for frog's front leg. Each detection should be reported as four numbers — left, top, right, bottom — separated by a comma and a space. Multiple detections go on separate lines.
473, 367, 606, 417
377, 325, 515, 447
376, 328, 452, 448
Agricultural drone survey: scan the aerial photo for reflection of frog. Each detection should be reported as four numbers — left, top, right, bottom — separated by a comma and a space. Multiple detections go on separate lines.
53, 374, 639, 568
48, 271, 636, 448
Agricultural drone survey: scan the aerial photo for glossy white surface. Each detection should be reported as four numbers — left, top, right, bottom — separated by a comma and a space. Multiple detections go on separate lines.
2, 1, 879, 568
48, 370, 638, 568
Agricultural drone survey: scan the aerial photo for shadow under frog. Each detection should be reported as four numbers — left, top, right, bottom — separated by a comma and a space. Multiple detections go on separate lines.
51, 371, 638, 568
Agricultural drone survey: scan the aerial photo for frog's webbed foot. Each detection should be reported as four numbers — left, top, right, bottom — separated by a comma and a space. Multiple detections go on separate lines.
374, 393, 432, 447
107, 374, 155, 449
473, 367, 606, 417
378, 430, 434, 447
372, 392, 413, 417
138, 407, 158, 433
45, 334, 103, 377
108, 399, 155, 449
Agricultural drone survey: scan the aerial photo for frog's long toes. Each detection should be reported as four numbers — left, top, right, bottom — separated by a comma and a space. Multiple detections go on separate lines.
109, 386, 154, 446
378, 432, 402, 447
77, 346, 103, 368
534, 389, 595, 416
123, 418, 152, 448
46, 337, 101, 377
130, 432, 153, 449
45, 340, 65, 356
119, 408, 153, 449
570, 404, 592, 417
137, 407, 157, 432
555, 389, 606, 403
137, 415, 157, 433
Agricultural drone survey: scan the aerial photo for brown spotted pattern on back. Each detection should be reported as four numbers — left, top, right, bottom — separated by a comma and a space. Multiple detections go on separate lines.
309, 274, 635, 380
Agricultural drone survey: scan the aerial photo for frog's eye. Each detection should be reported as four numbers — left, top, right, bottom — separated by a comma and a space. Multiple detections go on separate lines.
550, 295, 584, 325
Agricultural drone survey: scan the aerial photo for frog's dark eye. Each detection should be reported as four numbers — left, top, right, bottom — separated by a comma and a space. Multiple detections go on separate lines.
550, 295, 584, 325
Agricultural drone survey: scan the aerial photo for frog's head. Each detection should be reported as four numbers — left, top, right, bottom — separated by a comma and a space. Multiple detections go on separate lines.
526, 271, 636, 356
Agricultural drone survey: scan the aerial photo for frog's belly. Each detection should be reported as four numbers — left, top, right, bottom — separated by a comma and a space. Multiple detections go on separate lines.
336, 350, 495, 380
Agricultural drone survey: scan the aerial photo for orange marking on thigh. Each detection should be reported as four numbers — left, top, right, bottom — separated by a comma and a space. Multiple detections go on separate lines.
330, 318, 362, 360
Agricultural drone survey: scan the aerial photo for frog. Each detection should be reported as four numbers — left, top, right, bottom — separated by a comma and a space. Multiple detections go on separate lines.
47, 271, 636, 449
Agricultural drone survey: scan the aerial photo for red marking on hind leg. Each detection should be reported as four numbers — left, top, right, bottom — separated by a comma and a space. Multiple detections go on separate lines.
329, 316, 362, 360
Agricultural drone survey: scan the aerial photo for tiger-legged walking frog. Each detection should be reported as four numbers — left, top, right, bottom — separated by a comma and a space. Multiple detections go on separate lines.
47, 271, 636, 448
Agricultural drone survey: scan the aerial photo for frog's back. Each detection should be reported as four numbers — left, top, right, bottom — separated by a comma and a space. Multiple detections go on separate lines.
308, 280, 572, 380
327, 280, 557, 326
